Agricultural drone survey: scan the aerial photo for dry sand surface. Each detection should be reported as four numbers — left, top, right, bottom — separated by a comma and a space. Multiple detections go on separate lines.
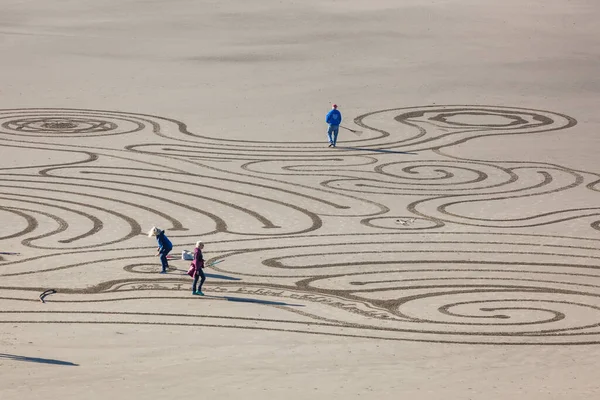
1, 0, 600, 399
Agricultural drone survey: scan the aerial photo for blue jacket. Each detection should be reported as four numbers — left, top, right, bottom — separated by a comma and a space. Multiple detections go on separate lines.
326, 109, 342, 126
156, 230, 172, 254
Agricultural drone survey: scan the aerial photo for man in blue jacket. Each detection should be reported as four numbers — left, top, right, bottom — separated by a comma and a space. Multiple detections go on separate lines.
326, 104, 342, 147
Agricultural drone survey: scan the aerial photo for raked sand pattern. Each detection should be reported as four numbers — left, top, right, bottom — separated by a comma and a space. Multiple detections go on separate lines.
1, 1, 600, 398
4, 105, 600, 346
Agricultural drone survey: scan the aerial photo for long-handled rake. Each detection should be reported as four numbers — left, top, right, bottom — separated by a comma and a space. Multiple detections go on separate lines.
340, 125, 363, 136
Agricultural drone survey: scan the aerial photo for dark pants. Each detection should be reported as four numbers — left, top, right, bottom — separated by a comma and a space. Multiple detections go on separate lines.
193, 268, 206, 292
160, 248, 172, 272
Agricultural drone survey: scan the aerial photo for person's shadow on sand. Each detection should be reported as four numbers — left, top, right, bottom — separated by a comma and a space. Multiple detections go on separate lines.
205, 273, 241, 281
0, 353, 78, 366
203, 295, 304, 307
171, 270, 242, 281
337, 146, 417, 155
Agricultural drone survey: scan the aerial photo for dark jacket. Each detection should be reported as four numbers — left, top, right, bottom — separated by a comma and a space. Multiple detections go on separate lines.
156, 230, 172, 254
192, 247, 204, 270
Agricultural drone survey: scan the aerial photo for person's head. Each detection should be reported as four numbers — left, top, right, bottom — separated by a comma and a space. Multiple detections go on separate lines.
332, 104, 338, 109
147, 226, 159, 237
196, 240, 204, 249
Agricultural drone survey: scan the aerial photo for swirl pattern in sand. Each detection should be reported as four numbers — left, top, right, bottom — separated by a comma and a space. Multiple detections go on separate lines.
3, 105, 600, 345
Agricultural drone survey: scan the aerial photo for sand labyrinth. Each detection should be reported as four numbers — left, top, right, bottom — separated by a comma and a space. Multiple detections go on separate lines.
3, 105, 600, 345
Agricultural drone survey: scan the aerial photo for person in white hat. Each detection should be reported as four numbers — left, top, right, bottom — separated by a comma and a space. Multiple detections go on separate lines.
147, 226, 173, 273
191, 241, 206, 296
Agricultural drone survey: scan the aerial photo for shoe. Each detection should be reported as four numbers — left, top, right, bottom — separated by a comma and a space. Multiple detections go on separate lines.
328, 143, 333, 147
196, 291, 204, 296
159, 270, 167, 274
192, 291, 201, 295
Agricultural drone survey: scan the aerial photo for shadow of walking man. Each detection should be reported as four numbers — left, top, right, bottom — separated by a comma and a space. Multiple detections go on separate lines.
0, 353, 78, 366
336, 146, 418, 155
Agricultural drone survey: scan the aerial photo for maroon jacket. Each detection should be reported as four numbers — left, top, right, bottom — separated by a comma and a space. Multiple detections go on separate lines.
192, 247, 204, 270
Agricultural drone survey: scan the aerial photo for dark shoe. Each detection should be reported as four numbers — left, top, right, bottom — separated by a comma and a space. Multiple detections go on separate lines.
160, 270, 167, 274
328, 143, 333, 147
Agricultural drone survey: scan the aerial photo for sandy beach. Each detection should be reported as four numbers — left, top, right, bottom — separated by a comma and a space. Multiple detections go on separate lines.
1, 1, 600, 398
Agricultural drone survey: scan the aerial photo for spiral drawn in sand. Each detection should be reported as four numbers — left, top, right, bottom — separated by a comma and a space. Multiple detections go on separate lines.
0, 109, 148, 139
3, 105, 600, 345
352, 105, 577, 151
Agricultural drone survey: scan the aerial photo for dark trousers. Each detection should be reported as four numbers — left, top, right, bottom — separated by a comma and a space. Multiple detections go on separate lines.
160, 248, 172, 272
193, 268, 206, 292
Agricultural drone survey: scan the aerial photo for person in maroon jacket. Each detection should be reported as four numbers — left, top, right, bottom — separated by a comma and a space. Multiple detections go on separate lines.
191, 241, 206, 296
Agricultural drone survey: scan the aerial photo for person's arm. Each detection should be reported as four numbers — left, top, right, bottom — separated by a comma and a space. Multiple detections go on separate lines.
192, 249, 199, 275
326, 111, 331, 124
156, 236, 164, 255
193, 249, 204, 274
